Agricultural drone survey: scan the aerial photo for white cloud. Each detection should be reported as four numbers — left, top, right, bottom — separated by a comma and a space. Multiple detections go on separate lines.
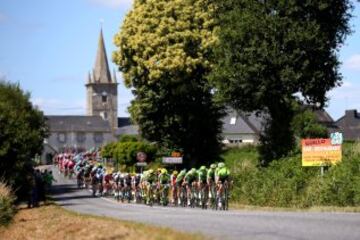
345, 54, 360, 70
88, 0, 133, 9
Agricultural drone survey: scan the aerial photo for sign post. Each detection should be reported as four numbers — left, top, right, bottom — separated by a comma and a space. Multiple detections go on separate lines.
136, 152, 147, 173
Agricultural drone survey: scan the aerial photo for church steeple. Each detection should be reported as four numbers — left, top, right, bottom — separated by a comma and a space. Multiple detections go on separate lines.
86, 27, 118, 134
93, 28, 112, 83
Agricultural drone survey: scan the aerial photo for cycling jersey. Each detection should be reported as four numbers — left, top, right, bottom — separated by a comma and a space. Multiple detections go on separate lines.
159, 173, 170, 184
216, 167, 230, 181
207, 168, 215, 181
176, 171, 186, 184
197, 168, 207, 182
185, 171, 198, 184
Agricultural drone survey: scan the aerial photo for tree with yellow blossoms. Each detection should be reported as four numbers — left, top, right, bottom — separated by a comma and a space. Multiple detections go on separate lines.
113, 0, 223, 167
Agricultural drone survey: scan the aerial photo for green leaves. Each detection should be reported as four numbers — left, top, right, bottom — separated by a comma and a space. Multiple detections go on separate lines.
113, 0, 224, 167
211, 0, 353, 164
0, 80, 48, 196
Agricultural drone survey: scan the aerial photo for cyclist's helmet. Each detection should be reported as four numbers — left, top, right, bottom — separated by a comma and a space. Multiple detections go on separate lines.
161, 168, 168, 174
200, 166, 206, 171
191, 168, 196, 173
172, 170, 178, 175
210, 163, 217, 169
218, 162, 225, 168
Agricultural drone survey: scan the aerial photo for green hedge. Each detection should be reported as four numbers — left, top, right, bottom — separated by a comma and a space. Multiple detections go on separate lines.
0, 182, 16, 226
223, 143, 360, 208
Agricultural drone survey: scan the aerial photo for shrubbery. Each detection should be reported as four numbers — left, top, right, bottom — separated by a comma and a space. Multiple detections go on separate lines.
101, 136, 158, 171
0, 182, 16, 226
224, 143, 360, 208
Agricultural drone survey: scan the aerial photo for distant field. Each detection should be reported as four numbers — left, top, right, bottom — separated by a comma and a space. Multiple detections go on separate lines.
0, 204, 204, 240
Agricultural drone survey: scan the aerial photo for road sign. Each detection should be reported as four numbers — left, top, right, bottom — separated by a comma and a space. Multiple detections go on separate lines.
162, 157, 183, 164
136, 152, 147, 162
301, 138, 342, 166
136, 162, 148, 167
330, 132, 343, 145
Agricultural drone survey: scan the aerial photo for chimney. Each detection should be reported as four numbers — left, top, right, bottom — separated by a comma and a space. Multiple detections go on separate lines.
345, 109, 357, 118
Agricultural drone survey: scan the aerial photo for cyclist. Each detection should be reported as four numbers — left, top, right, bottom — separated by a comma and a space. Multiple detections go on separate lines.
145, 169, 157, 205
123, 173, 132, 202
207, 163, 217, 207
132, 173, 142, 203
184, 168, 198, 206
215, 162, 231, 209
103, 170, 113, 196
170, 170, 178, 205
197, 166, 208, 207
176, 169, 187, 205
158, 168, 170, 206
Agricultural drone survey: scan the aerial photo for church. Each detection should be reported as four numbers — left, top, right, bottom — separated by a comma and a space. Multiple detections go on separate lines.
41, 29, 135, 163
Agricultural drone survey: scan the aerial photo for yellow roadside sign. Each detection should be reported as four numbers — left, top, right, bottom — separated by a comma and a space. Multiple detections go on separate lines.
301, 138, 342, 167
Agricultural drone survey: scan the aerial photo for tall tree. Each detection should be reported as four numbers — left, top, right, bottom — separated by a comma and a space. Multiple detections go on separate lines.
0, 80, 48, 196
113, 0, 224, 167
211, 0, 353, 165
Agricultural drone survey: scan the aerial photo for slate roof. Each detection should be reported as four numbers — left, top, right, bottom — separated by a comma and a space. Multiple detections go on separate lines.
46, 115, 112, 132
116, 117, 139, 135
222, 109, 266, 135
335, 110, 360, 141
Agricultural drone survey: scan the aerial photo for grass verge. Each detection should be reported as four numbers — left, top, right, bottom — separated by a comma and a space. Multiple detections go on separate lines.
230, 202, 360, 213
0, 203, 205, 240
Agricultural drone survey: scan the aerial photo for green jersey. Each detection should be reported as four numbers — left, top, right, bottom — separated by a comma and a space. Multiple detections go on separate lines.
176, 170, 186, 183
207, 168, 216, 181
159, 173, 170, 184
185, 170, 198, 183
197, 168, 207, 182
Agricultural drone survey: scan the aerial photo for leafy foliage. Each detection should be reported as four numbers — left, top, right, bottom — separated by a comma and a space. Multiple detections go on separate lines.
113, 0, 224, 167
211, 0, 353, 165
292, 107, 328, 139
223, 143, 360, 208
0, 80, 48, 198
102, 139, 158, 169
119, 134, 139, 143
113, 141, 157, 166
0, 181, 16, 226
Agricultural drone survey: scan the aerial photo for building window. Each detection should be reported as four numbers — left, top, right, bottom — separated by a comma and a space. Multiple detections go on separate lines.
94, 133, 104, 143
76, 132, 86, 143
100, 111, 108, 120
230, 117, 236, 125
57, 133, 67, 143
102, 91, 107, 103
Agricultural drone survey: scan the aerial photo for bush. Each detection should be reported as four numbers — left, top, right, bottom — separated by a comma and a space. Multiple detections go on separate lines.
223, 143, 360, 208
0, 182, 16, 226
113, 141, 157, 168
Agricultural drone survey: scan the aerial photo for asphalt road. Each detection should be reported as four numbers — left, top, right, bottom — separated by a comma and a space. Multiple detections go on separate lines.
51, 167, 360, 240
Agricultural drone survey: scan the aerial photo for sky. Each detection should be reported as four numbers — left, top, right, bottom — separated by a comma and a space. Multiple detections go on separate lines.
0, 0, 359, 120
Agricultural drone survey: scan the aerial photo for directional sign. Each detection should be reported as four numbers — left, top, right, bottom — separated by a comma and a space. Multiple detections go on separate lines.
162, 157, 183, 164
136, 162, 148, 167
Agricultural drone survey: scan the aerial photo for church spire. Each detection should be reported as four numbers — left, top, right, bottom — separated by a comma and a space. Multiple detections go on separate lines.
93, 28, 112, 83
112, 69, 117, 83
